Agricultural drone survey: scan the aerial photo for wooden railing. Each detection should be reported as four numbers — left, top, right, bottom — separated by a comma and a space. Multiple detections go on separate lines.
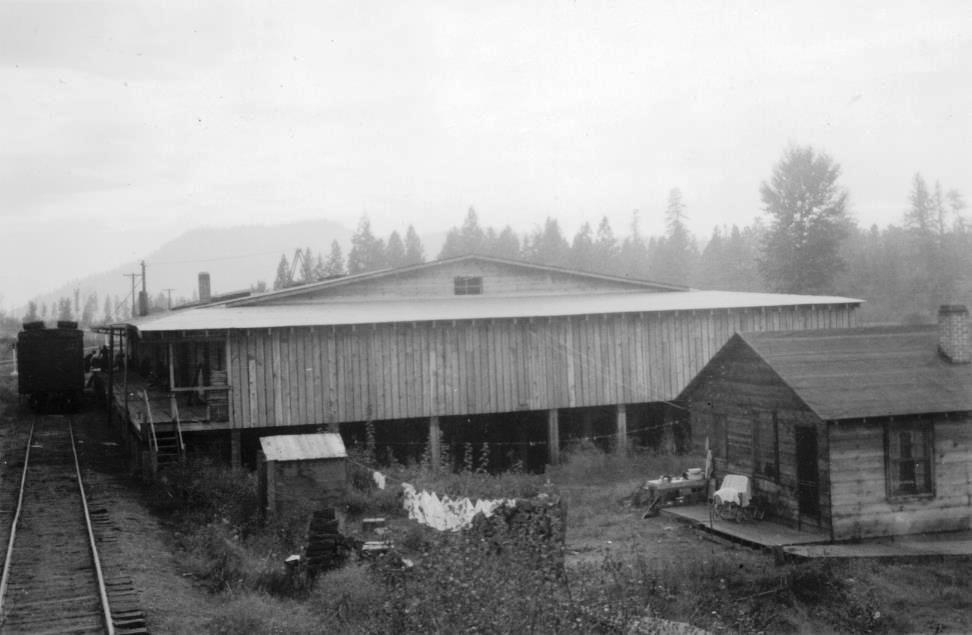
141, 389, 159, 455
170, 396, 186, 457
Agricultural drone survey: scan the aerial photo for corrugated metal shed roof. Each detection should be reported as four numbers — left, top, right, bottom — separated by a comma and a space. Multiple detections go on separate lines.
739, 325, 972, 420
131, 290, 861, 332
260, 433, 347, 462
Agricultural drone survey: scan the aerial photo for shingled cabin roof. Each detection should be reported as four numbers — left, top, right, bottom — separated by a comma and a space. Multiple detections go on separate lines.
723, 325, 972, 421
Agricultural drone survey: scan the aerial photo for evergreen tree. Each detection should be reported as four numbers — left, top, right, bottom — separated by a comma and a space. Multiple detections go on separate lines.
905, 173, 934, 236
902, 174, 968, 311
724, 224, 764, 291
697, 226, 726, 288
347, 216, 386, 274
102, 296, 113, 324
570, 222, 596, 271
312, 253, 326, 281
758, 145, 851, 293
57, 297, 73, 321
299, 247, 315, 283
404, 225, 426, 265
24, 301, 38, 322
439, 207, 486, 258
323, 240, 347, 277
81, 293, 98, 326
652, 188, 698, 286
619, 211, 649, 278
386, 231, 407, 268
523, 218, 570, 267
593, 216, 620, 274
117, 296, 131, 320
492, 226, 521, 259
273, 253, 292, 289
459, 207, 486, 254
40, 302, 47, 318
438, 227, 462, 259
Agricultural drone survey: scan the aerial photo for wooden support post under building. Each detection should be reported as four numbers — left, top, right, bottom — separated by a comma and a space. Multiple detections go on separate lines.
616, 404, 628, 455
547, 409, 560, 465
429, 416, 441, 470
230, 430, 242, 468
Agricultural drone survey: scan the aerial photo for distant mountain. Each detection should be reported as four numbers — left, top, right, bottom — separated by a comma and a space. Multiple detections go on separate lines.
28, 219, 353, 317
143, 220, 357, 301
23, 220, 448, 319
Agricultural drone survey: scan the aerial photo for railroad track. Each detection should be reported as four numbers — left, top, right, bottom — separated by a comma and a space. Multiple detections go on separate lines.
0, 416, 147, 634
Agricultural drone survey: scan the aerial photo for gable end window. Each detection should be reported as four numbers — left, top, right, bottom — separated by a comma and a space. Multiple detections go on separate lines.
885, 420, 934, 498
454, 276, 483, 295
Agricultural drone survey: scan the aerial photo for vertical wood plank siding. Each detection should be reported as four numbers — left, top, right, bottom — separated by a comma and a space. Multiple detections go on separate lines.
227, 305, 856, 429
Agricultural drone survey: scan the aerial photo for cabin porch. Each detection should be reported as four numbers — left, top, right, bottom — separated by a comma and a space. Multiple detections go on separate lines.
661, 503, 829, 550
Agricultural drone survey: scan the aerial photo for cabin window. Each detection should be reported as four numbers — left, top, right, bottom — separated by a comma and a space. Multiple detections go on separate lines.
886, 420, 934, 497
454, 276, 483, 295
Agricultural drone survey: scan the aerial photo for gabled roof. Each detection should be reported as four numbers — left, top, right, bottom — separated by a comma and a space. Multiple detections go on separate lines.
260, 433, 347, 462
688, 326, 972, 421
130, 289, 861, 332
226, 254, 688, 306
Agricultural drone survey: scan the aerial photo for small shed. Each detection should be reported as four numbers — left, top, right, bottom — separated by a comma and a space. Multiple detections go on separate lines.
258, 433, 348, 517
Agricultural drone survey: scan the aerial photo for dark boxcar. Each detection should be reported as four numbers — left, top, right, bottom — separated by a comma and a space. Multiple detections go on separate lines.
17, 321, 85, 411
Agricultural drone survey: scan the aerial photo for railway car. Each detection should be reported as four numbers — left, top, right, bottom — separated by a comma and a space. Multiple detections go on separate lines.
16, 320, 85, 412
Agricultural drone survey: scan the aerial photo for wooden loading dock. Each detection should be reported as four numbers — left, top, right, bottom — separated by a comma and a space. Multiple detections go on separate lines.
107, 255, 861, 471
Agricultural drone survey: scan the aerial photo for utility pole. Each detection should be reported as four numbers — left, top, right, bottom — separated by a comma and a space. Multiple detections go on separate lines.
125, 260, 149, 317
138, 260, 148, 316
163, 288, 175, 310
123, 272, 139, 317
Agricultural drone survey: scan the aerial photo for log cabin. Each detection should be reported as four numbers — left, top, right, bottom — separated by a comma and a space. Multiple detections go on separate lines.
103, 255, 861, 471
678, 304, 972, 540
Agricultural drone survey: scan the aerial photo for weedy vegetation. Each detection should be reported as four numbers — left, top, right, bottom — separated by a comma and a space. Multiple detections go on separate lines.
136, 438, 972, 634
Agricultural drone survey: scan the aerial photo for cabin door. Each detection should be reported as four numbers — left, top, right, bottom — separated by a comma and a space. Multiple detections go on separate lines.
795, 427, 820, 518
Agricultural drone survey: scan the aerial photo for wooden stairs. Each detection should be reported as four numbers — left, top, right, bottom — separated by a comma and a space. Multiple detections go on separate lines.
141, 389, 185, 471
154, 425, 183, 466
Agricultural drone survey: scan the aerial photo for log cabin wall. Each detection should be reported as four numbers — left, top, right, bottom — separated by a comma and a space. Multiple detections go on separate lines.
829, 414, 972, 540
226, 304, 856, 443
683, 341, 831, 531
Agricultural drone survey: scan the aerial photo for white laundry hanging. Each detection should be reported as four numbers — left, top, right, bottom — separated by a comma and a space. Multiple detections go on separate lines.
401, 483, 512, 532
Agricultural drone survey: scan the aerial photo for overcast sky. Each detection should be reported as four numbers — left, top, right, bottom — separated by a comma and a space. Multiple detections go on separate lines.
1, 1, 969, 309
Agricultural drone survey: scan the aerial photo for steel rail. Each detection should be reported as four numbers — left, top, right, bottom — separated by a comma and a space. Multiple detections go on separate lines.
0, 419, 36, 623
70, 419, 116, 635
0, 418, 116, 634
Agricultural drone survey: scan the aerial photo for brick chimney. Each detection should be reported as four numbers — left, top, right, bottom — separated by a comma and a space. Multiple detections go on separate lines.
198, 272, 212, 304
938, 305, 971, 364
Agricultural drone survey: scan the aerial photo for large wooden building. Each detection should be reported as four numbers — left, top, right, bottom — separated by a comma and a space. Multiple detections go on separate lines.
109, 255, 860, 470
678, 305, 972, 540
